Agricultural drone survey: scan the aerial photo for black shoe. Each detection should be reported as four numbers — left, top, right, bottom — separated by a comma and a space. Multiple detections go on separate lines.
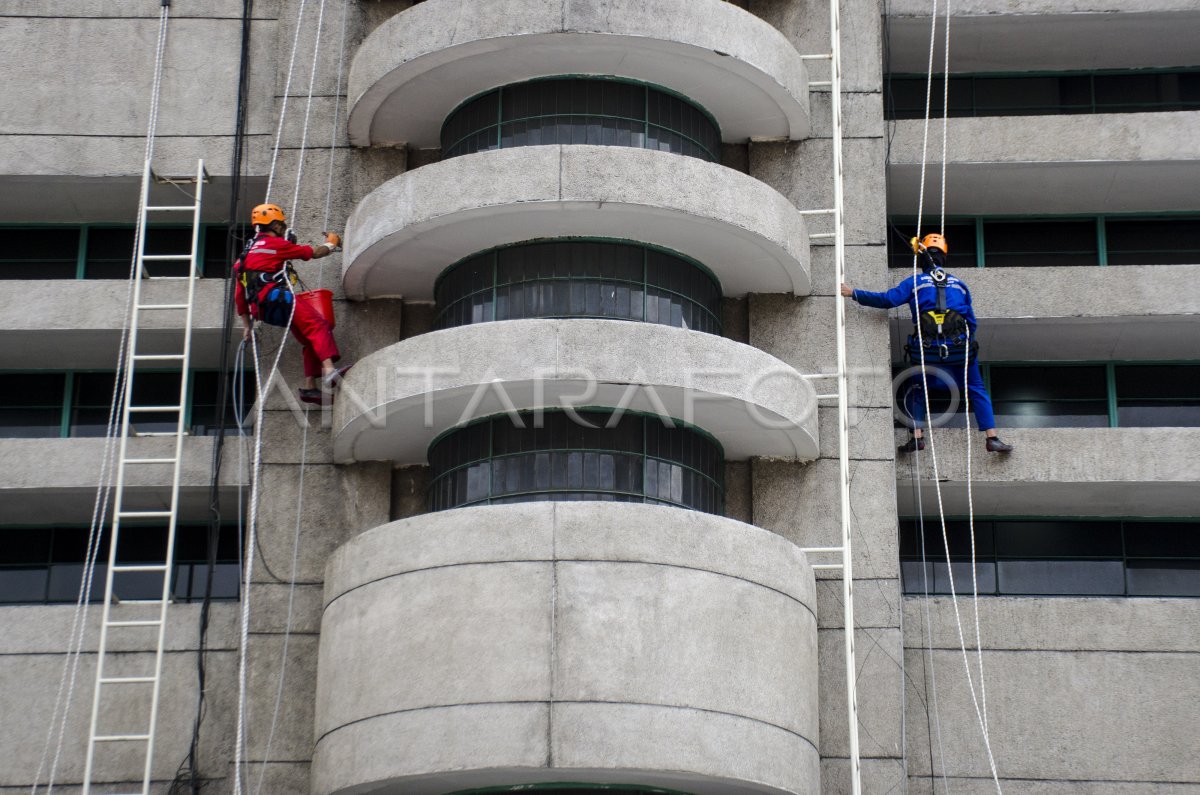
322, 363, 353, 391
298, 388, 329, 406
985, 436, 1013, 453
898, 436, 925, 454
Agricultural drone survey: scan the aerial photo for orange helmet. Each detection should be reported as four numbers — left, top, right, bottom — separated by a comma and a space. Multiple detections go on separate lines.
910, 233, 948, 254
250, 203, 286, 226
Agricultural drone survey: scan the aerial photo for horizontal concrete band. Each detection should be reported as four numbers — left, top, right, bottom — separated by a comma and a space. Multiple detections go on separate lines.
314, 502, 818, 795
331, 318, 820, 464
347, 0, 810, 148
888, 112, 1200, 215
342, 145, 812, 300
896, 428, 1200, 516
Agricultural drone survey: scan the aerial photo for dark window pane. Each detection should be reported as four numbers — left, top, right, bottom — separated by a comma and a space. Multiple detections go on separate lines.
0, 569, 50, 602
1124, 522, 1200, 558
998, 560, 1125, 595
0, 227, 79, 279
1126, 560, 1200, 597
990, 366, 1106, 401
1115, 365, 1200, 400
0, 373, 65, 437
995, 520, 1122, 557
1106, 218, 1200, 266
983, 220, 1098, 266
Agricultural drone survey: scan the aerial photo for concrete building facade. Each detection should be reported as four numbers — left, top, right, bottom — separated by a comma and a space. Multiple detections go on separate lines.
0, 1, 1196, 793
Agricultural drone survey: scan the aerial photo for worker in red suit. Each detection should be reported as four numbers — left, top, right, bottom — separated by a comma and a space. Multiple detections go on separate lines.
234, 203, 350, 405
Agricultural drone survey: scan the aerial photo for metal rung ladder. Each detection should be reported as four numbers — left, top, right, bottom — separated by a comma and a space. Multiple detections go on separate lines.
801, 0, 862, 792
82, 158, 205, 795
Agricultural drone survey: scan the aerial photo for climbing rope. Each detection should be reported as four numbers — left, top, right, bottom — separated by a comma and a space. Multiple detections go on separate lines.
910, 0, 1002, 790
31, 6, 173, 793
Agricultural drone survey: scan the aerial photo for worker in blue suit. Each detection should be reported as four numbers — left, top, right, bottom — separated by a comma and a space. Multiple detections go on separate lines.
840, 232, 1014, 454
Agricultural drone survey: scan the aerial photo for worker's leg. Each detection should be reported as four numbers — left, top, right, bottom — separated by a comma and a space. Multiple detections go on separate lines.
290, 299, 340, 388
902, 375, 928, 432
963, 359, 996, 433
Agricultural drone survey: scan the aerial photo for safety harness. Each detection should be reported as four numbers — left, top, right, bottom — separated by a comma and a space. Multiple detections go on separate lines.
235, 233, 299, 328
903, 267, 978, 365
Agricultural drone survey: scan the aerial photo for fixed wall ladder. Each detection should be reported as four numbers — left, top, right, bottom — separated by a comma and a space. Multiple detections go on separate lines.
800, 0, 863, 790
82, 158, 206, 795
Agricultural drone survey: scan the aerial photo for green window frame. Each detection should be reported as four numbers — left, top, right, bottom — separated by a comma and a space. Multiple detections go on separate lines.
433, 238, 724, 335
0, 368, 256, 439
888, 214, 1200, 268
0, 223, 236, 280
428, 410, 725, 515
885, 67, 1200, 119
440, 76, 722, 163
899, 517, 1200, 598
891, 361, 1200, 429
0, 522, 242, 605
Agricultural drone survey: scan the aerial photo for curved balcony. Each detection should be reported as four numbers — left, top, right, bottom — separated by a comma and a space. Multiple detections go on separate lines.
343, 146, 811, 300
347, 0, 810, 148
313, 502, 819, 795
331, 319, 820, 464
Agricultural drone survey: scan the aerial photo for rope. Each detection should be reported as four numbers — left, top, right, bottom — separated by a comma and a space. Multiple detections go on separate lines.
32, 7, 172, 793
910, 0, 1002, 789
264, 0, 312, 202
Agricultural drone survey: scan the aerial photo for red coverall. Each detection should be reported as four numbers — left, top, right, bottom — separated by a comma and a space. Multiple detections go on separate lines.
234, 233, 340, 378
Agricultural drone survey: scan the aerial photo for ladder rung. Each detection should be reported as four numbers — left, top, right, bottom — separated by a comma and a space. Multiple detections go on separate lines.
809, 80, 832, 88
813, 563, 845, 571
133, 354, 186, 362
810, 232, 836, 239
119, 599, 168, 606
137, 303, 189, 311
146, 276, 194, 281
119, 510, 173, 519
127, 405, 182, 413
147, 205, 196, 212
124, 458, 177, 465
111, 564, 169, 573
142, 254, 193, 261
99, 676, 157, 685
93, 734, 151, 743
134, 431, 187, 437
107, 619, 164, 628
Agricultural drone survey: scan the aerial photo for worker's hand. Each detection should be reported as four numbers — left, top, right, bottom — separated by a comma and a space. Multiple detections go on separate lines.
839, 283, 854, 298
323, 231, 342, 249
242, 318, 254, 341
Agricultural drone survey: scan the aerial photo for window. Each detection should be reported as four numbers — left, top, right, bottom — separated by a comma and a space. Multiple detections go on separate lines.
1115, 365, 1200, 427
0, 225, 234, 279
0, 369, 256, 439
428, 411, 724, 515
900, 519, 1200, 597
888, 215, 1199, 267
441, 77, 721, 162
434, 240, 723, 335
0, 523, 241, 605
886, 68, 1200, 119
989, 365, 1109, 428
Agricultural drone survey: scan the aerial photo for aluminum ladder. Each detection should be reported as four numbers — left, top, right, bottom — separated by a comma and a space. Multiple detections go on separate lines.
82, 158, 206, 795
797, 0, 864, 791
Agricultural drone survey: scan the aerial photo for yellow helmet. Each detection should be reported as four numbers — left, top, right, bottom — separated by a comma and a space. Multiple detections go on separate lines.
910, 233, 948, 255
250, 203, 286, 227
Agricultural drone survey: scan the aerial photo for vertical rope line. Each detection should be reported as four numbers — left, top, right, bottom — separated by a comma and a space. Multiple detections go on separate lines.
35, 8, 171, 793
265, 0, 311, 201
288, 0, 330, 218
321, 0, 351, 237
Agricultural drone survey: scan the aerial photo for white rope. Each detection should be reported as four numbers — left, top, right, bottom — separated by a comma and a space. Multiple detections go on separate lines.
32, 8, 172, 793
911, 0, 1002, 789
265, 0, 312, 202
913, 441, 950, 793
322, 0, 351, 234
289, 0, 330, 219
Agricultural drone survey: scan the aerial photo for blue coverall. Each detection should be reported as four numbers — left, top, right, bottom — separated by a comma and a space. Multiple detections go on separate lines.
851, 270, 997, 431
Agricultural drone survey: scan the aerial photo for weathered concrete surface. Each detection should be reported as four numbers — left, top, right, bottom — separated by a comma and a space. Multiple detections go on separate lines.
314, 502, 819, 795
0, 604, 239, 789
899, 427, 1200, 517
343, 145, 813, 300
332, 318, 820, 463
0, 279, 234, 370
889, 112, 1200, 216
348, 0, 810, 146
0, 437, 246, 524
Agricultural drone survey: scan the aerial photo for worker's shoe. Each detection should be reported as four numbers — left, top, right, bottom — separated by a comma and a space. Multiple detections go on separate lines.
897, 436, 925, 454
298, 388, 328, 406
985, 436, 1014, 453
322, 363, 353, 391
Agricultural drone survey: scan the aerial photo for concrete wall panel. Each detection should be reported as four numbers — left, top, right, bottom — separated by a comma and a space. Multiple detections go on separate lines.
313, 502, 819, 795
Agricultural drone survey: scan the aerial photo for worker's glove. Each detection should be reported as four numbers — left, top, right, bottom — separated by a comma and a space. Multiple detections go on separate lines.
324, 231, 342, 251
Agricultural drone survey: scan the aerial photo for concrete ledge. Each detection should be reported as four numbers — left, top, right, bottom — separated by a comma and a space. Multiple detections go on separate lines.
331, 319, 820, 463
888, 112, 1200, 215
347, 0, 810, 147
0, 278, 235, 369
896, 428, 1200, 516
880, 264, 1200, 361
0, 436, 246, 524
313, 502, 818, 795
343, 145, 812, 299
886, 6, 1200, 72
